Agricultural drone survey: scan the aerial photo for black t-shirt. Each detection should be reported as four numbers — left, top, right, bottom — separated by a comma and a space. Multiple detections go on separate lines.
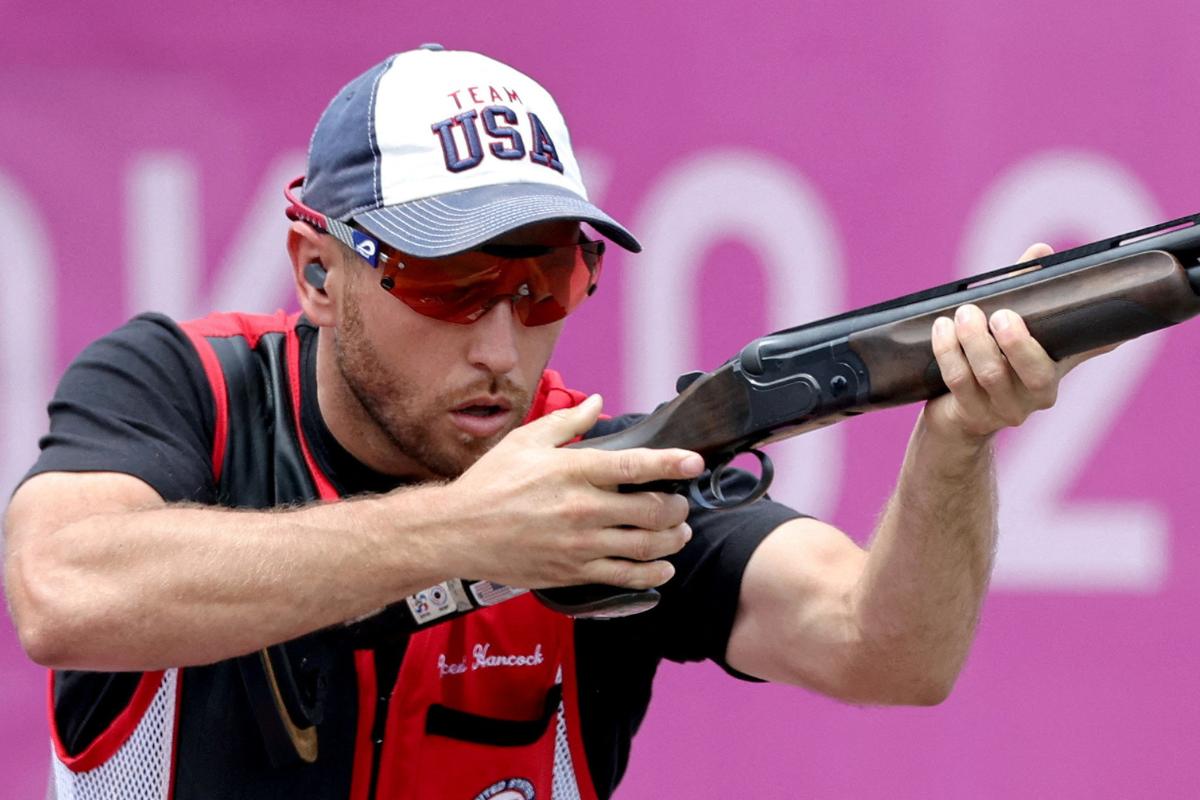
26, 313, 802, 797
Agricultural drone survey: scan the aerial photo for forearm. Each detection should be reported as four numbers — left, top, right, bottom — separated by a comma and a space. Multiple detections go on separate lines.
849, 408, 998, 701
7, 400, 701, 672
7, 489, 452, 671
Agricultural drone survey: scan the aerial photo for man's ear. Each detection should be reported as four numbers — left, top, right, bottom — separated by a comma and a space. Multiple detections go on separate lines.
287, 221, 338, 326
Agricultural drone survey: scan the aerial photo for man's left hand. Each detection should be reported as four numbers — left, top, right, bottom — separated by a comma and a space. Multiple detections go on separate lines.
925, 243, 1109, 442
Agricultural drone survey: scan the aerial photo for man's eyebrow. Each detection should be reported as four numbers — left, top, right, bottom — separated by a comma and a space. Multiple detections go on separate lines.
477, 243, 557, 257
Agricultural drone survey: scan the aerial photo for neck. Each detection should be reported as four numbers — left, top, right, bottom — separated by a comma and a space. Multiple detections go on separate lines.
314, 328, 436, 481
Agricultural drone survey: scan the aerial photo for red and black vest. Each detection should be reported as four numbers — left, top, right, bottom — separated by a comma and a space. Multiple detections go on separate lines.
49, 311, 600, 800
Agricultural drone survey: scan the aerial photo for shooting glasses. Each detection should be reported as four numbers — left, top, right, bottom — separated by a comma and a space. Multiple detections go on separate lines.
285, 177, 604, 325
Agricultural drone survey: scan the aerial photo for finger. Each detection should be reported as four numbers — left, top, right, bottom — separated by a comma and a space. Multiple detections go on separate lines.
592, 523, 692, 563
578, 447, 705, 487
987, 309, 1058, 407
563, 489, 688, 531
584, 557, 676, 590
1017, 242, 1054, 264
954, 305, 1022, 418
588, 490, 689, 531
932, 314, 990, 419
516, 393, 604, 447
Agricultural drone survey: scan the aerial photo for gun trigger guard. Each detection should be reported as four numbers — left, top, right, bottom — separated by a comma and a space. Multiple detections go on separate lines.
687, 449, 774, 510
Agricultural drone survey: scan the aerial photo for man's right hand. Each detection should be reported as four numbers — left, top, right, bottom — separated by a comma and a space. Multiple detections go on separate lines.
437, 394, 704, 591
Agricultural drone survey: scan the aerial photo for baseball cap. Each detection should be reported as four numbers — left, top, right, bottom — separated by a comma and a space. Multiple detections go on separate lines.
300, 44, 641, 258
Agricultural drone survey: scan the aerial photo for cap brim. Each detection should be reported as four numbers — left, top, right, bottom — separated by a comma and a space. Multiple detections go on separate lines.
351, 183, 641, 257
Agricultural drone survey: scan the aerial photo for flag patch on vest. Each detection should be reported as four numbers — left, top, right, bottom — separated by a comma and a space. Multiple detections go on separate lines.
470, 580, 529, 606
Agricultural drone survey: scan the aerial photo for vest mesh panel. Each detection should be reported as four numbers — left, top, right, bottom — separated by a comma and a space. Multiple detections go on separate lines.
51, 670, 178, 800
551, 699, 582, 800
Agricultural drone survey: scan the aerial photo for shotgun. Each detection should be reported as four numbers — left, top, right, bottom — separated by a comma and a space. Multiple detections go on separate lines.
533, 211, 1200, 618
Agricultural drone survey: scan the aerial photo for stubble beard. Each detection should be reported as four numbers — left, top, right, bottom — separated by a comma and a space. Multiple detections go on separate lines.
334, 291, 534, 479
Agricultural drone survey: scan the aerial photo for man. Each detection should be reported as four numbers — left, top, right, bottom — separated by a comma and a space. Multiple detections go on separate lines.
4, 45, 1083, 799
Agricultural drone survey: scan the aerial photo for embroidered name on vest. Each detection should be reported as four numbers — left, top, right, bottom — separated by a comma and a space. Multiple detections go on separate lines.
437, 643, 545, 677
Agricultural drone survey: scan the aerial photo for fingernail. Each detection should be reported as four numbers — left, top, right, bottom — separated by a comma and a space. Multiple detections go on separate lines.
955, 304, 974, 323
991, 310, 1011, 332
681, 454, 704, 475
681, 522, 693, 542
933, 317, 953, 337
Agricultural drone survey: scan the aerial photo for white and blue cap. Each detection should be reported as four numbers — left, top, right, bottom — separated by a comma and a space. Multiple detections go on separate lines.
300, 45, 641, 257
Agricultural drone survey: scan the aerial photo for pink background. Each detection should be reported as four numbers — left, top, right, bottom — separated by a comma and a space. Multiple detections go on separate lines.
4, 2, 1200, 797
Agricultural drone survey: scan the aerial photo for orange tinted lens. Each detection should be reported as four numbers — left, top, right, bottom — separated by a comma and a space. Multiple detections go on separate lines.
516, 246, 601, 325
378, 241, 603, 325
386, 262, 508, 323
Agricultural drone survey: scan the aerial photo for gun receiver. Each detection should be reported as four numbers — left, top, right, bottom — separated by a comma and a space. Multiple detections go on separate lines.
534, 213, 1200, 618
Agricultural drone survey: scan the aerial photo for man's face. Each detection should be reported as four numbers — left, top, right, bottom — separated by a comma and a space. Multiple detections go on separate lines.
331, 220, 580, 479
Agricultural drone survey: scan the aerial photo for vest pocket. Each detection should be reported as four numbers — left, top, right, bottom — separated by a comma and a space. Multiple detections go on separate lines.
423, 683, 562, 747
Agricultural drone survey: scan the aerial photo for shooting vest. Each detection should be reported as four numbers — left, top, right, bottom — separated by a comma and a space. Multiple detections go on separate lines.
49, 311, 599, 800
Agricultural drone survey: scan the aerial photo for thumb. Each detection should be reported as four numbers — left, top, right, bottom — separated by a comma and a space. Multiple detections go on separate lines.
518, 393, 604, 447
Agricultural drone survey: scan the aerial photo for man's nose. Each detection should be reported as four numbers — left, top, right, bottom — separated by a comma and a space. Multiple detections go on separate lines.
466, 299, 520, 375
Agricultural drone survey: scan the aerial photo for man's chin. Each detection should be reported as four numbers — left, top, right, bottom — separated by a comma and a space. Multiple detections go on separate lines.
456, 425, 516, 463
413, 424, 514, 479
390, 403, 529, 479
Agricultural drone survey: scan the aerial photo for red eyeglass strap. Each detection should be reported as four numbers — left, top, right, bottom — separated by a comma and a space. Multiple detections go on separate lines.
283, 176, 381, 268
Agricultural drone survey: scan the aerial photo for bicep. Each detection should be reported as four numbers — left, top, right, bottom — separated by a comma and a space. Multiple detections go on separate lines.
4, 470, 166, 614
6, 471, 167, 544
4, 471, 166, 649
5, 473, 167, 743
725, 517, 867, 694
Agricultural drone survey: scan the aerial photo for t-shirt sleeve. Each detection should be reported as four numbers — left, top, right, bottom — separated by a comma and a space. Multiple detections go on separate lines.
23, 312, 218, 504
582, 414, 805, 679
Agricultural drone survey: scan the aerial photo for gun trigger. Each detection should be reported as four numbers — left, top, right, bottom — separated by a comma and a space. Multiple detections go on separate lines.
687, 450, 775, 511
688, 477, 723, 510
675, 371, 705, 393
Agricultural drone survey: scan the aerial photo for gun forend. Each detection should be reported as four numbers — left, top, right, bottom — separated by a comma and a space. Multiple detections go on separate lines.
739, 249, 1200, 427
848, 249, 1200, 407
